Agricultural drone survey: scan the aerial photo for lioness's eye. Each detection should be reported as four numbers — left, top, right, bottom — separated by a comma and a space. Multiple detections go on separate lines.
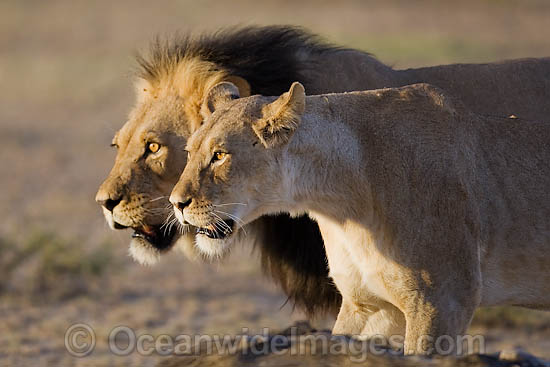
211, 151, 226, 163
147, 142, 160, 153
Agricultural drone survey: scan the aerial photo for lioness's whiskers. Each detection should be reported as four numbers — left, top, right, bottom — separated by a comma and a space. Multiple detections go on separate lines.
160, 211, 183, 237
176, 220, 188, 235
212, 221, 226, 237
213, 203, 248, 207
218, 214, 246, 231
163, 220, 174, 237
213, 210, 247, 236
206, 215, 223, 237
149, 196, 169, 203
161, 212, 173, 226
213, 209, 246, 226
160, 213, 175, 231
211, 213, 233, 233
146, 208, 170, 214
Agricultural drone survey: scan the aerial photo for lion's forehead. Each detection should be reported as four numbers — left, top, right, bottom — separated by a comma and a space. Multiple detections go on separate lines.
107, 95, 191, 191
118, 97, 188, 148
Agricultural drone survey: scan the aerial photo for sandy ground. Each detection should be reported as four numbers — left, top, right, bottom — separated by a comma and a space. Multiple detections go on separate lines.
1, 0, 550, 366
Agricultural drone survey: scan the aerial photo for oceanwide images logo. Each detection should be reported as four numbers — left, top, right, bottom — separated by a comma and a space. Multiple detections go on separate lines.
64, 323, 96, 357
64, 323, 485, 361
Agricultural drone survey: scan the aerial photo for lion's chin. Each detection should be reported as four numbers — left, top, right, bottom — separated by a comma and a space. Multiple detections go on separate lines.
129, 236, 163, 265
129, 230, 200, 265
194, 233, 235, 258
127, 224, 178, 265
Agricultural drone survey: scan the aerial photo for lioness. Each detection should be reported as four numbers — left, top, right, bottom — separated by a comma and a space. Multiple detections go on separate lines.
169, 81, 550, 354
95, 26, 550, 317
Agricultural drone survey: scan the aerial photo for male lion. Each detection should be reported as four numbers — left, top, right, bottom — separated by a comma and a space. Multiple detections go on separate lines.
95, 26, 550, 317
169, 81, 550, 354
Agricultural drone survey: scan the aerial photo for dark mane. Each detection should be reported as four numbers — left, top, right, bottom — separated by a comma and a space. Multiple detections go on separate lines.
137, 25, 343, 317
253, 214, 341, 317
136, 25, 343, 95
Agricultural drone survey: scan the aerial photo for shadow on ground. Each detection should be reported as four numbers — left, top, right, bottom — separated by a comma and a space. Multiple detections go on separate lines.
157, 322, 549, 367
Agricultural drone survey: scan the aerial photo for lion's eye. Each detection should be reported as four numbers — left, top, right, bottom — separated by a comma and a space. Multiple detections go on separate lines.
211, 151, 226, 163
147, 142, 160, 154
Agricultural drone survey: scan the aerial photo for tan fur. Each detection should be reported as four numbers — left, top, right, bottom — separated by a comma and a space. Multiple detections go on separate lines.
96, 30, 549, 316
304, 51, 550, 122
96, 36, 550, 266
170, 82, 550, 354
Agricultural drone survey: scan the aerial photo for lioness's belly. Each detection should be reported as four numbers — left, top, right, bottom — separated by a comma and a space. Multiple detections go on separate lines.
479, 237, 550, 308
313, 211, 550, 311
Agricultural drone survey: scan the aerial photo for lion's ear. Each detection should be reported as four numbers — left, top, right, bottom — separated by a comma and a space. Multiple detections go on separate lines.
225, 75, 251, 97
201, 82, 240, 120
253, 82, 306, 148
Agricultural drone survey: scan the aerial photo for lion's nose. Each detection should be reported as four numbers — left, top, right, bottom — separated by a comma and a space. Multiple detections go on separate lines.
97, 196, 122, 212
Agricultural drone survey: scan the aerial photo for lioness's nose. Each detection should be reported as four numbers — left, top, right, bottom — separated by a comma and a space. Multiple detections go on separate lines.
96, 195, 122, 212
170, 196, 192, 212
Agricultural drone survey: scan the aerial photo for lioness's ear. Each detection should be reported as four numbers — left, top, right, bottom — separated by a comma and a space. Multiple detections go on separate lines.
200, 82, 240, 120
253, 82, 305, 148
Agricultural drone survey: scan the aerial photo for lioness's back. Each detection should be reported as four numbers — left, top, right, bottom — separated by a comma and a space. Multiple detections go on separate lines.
311, 83, 550, 308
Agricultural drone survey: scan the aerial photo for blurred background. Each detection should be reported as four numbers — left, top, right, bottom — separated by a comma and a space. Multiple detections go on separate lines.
1, 0, 550, 365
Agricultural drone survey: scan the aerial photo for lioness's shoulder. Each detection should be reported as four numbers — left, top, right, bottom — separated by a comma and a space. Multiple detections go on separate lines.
325, 83, 464, 118
381, 83, 462, 114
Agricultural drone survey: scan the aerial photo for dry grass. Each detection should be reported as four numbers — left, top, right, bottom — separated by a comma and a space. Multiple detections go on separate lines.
0, 231, 115, 301
1, 0, 549, 365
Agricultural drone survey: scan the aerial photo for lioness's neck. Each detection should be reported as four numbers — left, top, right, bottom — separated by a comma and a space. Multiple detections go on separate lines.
281, 95, 373, 223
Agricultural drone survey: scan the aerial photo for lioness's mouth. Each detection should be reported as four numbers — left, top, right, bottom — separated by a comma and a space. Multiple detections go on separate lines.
131, 224, 177, 251
196, 220, 235, 239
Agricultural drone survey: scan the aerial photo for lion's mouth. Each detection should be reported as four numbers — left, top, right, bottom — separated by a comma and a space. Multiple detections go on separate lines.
196, 220, 235, 239
131, 224, 177, 250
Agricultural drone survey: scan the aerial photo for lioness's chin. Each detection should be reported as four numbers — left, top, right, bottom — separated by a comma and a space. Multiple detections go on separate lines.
194, 234, 235, 258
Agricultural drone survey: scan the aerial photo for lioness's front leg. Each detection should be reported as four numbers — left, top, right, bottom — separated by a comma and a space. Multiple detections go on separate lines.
332, 298, 370, 335
333, 299, 406, 351
360, 304, 406, 341
320, 218, 406, 341
386, 196, 482, 354
400, 292, 478, 355
390, 261, 480, 355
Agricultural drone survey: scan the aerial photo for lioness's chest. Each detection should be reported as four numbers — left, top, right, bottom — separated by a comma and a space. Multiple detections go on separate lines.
311, 213, 396, 307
